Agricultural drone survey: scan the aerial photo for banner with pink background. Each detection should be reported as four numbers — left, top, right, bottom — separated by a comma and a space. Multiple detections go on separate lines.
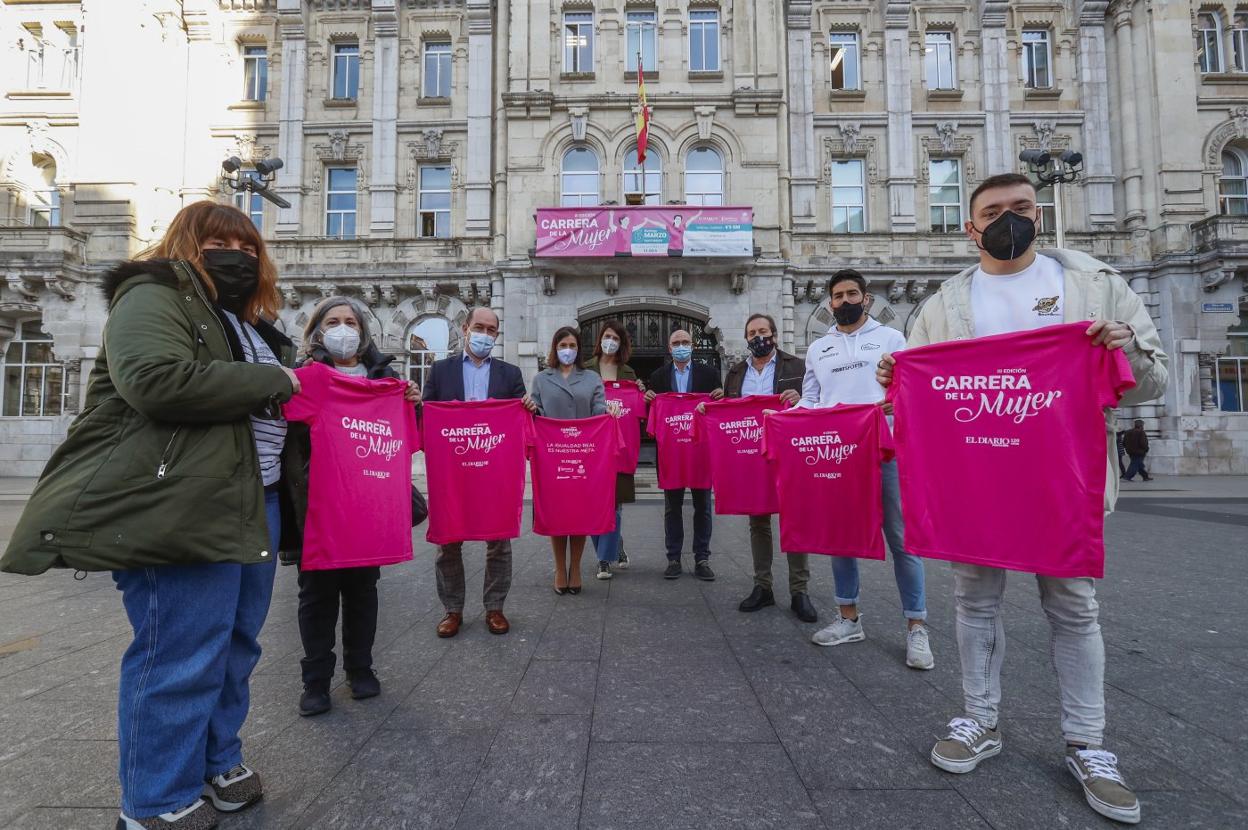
535, 206, 754, 258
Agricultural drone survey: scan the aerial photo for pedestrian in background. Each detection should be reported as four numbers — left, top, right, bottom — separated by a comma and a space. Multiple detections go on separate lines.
1122, 420, 1152, 482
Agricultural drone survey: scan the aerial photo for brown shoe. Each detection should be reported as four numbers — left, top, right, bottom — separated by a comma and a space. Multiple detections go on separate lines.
485, 610, 510, 635
436, 612, 463, 638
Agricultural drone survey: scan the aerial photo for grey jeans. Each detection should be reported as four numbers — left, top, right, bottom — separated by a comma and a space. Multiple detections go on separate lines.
748, 514, 810, 595
953, 563, 1105, 746
436, 539, 513, 613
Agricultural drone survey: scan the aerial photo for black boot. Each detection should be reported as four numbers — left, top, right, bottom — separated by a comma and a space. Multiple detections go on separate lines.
738, 585, 776, 613
299, 684, 331, 717
790, 592, 818, 623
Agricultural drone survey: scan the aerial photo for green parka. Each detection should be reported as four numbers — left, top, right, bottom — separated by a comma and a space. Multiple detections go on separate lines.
1, 259, 296, 575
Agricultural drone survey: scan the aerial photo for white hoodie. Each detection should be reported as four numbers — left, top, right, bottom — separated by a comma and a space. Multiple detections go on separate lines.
799, 316, 905, 408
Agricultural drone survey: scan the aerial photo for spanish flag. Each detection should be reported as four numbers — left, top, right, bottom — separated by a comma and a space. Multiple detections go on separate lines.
636, 51, 651, 163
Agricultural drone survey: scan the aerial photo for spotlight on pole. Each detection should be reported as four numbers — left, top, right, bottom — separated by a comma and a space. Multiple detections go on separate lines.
1019, 148, 1083, 249
221, 156, 291, 210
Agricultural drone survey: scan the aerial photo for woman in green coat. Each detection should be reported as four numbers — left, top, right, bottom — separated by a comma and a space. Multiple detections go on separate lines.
1, 201, 300, 830
584, 319, 642, 578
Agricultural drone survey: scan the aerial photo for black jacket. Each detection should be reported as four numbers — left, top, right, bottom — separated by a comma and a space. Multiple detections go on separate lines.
723, 349, 805, 398
647, 360, 721, 394
422, 353, 526, 402
1123, 428, 1149, 457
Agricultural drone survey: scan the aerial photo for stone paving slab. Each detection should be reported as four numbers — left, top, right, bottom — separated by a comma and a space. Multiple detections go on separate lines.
0, 495, 1245, 828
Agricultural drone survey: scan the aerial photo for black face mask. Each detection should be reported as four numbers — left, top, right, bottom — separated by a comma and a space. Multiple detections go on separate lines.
202, 249, 260, 313
747, 335, 775, 358
832, 301, 865, 326
974, 211, 1036, 262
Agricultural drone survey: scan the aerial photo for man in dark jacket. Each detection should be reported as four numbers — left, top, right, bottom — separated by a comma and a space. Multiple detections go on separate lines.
422, 306, 531, 638
724, 314, 817, 622
1121, 420, 1152, 481
646, 329, 724, 580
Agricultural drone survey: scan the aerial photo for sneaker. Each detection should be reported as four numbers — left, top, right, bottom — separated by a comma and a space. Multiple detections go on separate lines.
117, 800, 217, 830
930, 717, 1003, 774
616, 548, 630, 569
299, 686, 331, 717
906, 623, 935, 670
663, 560, 682, 579
348, 669, 381, 700
694, 560, 715, 581
810, 613, 865, 647
597, 561, 614, 580
1066, 747, 1141, 824
203, 764, 262, 813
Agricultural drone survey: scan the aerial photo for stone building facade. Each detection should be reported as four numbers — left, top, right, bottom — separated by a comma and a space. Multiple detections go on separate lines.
1, 0, 1245, 475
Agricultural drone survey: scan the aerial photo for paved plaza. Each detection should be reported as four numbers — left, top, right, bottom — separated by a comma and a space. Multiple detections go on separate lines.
0, 477, 1245, 829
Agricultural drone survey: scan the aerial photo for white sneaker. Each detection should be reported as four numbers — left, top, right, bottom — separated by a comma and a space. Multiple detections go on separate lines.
811, 613, 865, 647
906, 623, 935, 670
596, 561, 613, 580
616, 548, 630, 569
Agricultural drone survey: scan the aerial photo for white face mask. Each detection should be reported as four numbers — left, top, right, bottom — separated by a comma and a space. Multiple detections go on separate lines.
322, 323, 361, 361
600, 338, 620, 355
556, 347, 579, 366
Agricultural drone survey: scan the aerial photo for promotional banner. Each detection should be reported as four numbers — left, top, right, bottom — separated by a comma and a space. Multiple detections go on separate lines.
529, 415, 627, 536
422, 399, 533, 545
535, 206, 754, 258
888, 322, 1136, 578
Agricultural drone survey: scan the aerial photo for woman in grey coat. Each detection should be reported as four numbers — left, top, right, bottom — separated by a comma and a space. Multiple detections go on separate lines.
530, 326, 617, 594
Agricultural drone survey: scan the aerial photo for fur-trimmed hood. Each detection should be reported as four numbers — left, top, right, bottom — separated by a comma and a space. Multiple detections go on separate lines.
101, 258, 183, 305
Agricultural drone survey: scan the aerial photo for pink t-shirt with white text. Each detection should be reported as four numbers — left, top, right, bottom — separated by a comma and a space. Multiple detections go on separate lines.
887, 322, 1135, 578
602, 379, 646, 473
284, 362, 419, 570
763, 404, 893, 557
646, 393, 713, 490
530, 415, 627, 536
422, 399, 534, 544
696, 395, 784, 515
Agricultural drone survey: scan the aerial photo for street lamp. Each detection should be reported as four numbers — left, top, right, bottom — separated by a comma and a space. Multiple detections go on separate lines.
1020, 149, 1083, 249
221, 156, 291, 209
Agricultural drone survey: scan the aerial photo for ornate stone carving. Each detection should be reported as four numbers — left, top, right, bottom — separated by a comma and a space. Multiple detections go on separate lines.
821, 133, 880, 185
730, 272, 748, 295
603, 272, 618, 295
935, 122, 960, 154
1204, 107, 1248, 168
919, 131, 975, 183
409, 130, 457, 163
887, 280, 906, 304
5, 275, 38, 300
542, 273, 557, 296
379, 283, 398, 306
907, 279, 930, 303
568, 108, 587, 142
41, 274, 75, 300
282, 286, 302, 308
313, 131, 363, 162
359, 284, 377, 305
838, 122, 862, 154
695, 106, 716, 141
1032, 120, 1057, 152
1202, 270, 1235, 293
667, 271, 683, 295
1198, 351, 1218, 411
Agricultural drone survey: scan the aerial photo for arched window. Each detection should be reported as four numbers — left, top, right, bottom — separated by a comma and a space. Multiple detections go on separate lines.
622, 147, 662, 205
1199, 12, 1224, 74
684, 146, 723, 205
405, 316, 452, 389
1220, 148, 1248, 215
2, 319, 66, 416
560, 147, 600, 207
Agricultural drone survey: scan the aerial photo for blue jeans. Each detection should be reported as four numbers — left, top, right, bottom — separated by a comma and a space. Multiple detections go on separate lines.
591, 505, 623, 563
113, 489, 279, 817
830, 460, 927, 621
1123, 454, 1148, 480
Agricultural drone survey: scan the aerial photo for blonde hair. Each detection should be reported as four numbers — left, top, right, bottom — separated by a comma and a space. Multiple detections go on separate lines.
139, 200, 279, 323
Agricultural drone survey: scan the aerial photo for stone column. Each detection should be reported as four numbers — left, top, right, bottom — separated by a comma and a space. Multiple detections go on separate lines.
980, 2, 1011, 176
369, 0, 399, 236
275, 0, 307, 237
883, 3, 916, 232
1078, 1, 1116, 228
786, 0, 816, 232
464, 0, 493, 237
1111, 0, 1143, 227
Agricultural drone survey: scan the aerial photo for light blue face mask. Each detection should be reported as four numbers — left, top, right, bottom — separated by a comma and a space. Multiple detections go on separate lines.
468, 332, 495, 358
671, 345, 693, 363
557, 348, 578, 366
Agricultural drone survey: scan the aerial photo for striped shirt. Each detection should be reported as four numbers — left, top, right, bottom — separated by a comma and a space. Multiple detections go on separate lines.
222, 311, 287, 486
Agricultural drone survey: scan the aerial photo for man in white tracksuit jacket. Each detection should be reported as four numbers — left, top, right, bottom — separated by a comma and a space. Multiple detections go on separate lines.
798, 268, 934, 670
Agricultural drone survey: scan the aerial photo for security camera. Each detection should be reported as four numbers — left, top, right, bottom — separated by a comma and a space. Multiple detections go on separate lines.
1019, 149, 1051, 167
222, 156, 243, 173
1059, 150, 1083, 168
254, 158, 283, 178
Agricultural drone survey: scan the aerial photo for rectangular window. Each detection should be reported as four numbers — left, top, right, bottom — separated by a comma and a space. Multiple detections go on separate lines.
233, 172, 263, 231
325, 167, 357, 239
424, 42, 452, 97
928, 158, 962, 233
563, 12, 594, 73
332, 43, 359, 99
243, 45, 267, 101
28, 189, 60, 227
1234, 14, 1248, 72
689, 9, 720, 72
925, 31, 956, 90
626, 10, 658, 73
1199, 13, 1223, 74
828, 32, 860, 90
1215, 352, 1248, 412
1035, 183, 1056, 234
1, 322, 66, 417
830, 160, 865, 233
1022, 30, 1052, 89
418, 166, 452, 238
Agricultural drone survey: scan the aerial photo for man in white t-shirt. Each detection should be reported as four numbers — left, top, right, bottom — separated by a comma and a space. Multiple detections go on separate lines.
877, 173, 1167, 826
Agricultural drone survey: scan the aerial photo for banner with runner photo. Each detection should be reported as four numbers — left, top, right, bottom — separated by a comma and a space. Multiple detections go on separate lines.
535, 206, 754, 257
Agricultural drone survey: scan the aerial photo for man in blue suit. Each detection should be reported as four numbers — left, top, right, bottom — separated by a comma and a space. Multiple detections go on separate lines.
422, 307, 533, 638
645, 329, 723, 581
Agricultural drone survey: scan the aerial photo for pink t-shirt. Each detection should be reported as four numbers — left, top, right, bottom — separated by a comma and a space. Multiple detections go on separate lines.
284, 362, 419, 571
603, 379, 646, 473
696, 395, 784, 516
646, 393, 713, 490
763, 404, 893, 557
530, 414, 627, 536
887, 322, 1135, 578
422, 399, 534, 545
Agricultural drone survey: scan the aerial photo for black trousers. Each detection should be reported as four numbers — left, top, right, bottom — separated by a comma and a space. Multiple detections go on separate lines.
297, 566, 381, 689
663, 488, 712, 560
